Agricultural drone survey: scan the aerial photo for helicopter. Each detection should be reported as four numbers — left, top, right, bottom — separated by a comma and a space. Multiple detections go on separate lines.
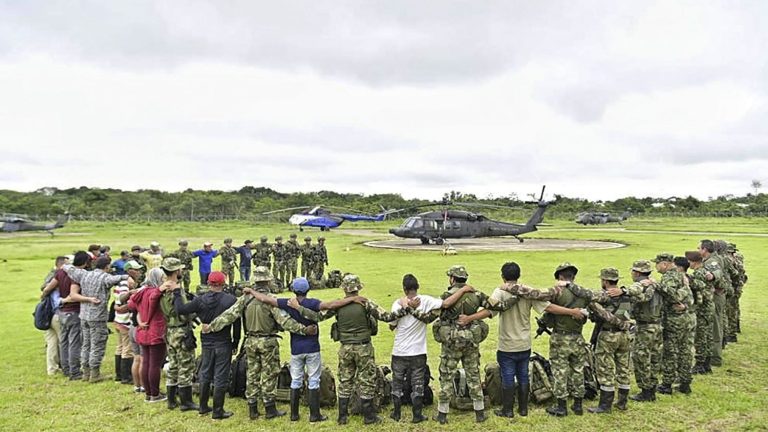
575, 211, 631, 225
1, 213, 68, 234
263, 205, 403, 231
388, 186, 551, 245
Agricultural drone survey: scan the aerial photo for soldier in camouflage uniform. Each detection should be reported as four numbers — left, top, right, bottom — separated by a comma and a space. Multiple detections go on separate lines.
654, 254, 695, 396
727, 243, 747, 335
219, 238, 238, 285
627, 260, 663, 403
129, 245, 147, 285
300, 237, 314, 278
718, 240, 742, 343
686, 251, 715, 375
158, 257, 199, 412
699, 240, 725, 367
167, 240, 194, 290
285, 234, 301, 285
253, 236, 272, 270
272, 236, 287, 291
204, 266, 317, 420
312, 237, 328, 282
713, 240, 735, 348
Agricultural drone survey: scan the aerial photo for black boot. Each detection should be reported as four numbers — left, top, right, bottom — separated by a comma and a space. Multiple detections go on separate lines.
649, 386, 657, 401
588, 390, 614, 414
518, 383, 529, 417
248, 400, 260, 420
337, 397, 349, 425
362, 398, 381, 425
264, 400, 286, 419
290, 388, 301, 421
630, 387, 652, 402
411, 396, 427, 424
167, 385, 179, 410
703, 358, 713, 374
198, 384, 212, 415
678, 382, 692, 394
494, 386, 515, 418
179, 386, 199, 411
571, 398, 583, 416
691, 361, 704, 375
615, 388, 629, 411
114, 355, 122, 382
657, 383, 673, 395
475, 408, 487, 423
433, 411, 448, 424
308, 389, 327, 422
120, 358, 133, 385
390, 397, 401, 421
546, 399, 567, 417
211, 387, 233, 420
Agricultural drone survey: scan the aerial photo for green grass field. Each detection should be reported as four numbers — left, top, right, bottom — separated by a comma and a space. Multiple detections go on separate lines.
1, 217, 765, 431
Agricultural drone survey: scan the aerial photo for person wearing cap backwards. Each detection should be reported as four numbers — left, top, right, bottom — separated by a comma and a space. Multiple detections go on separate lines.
300, 236, 314, 278
685, 251, 714, 375
651, 253, 695, 396
173, 271, 237, 419
167, 240, 194, 290
192, 241, 219, 285
285, 233, 301, 284
235, 239, 254, 281
272, 236, 287, 291
288, 274, 413, 425
203, 266, 317, 421
253, 236, 272, 269
140, 241, 164, 270
698, 240, 725, 367
158, 257, 199, 412
219, 238, 238, 285
311, 237, 329, 281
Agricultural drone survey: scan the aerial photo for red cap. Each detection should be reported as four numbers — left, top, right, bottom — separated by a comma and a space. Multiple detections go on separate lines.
207, 271, 226, 285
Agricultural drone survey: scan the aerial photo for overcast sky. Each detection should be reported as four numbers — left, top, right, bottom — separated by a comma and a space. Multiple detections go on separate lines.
1, 1, 766, 200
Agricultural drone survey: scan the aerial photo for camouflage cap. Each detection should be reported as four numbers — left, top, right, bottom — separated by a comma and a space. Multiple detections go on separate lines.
631, 260, 653, 273
260, 236, 268, 242
318, 236, 326, 241
224, 238, 233, 244
251, 266, 273, 282
131, 245, 142, 251
652, 253, 675, 263
727, 242, 737, 252
275, 236, 283, 241
600, 267, 620, 280
713, 240, 728, 252
553, 262, 578, 279
178, 239, 188, 246
341, 274, 364, 293
150, 241, 160, 247
161, 257, 185, 272
446, 265, 469, 279
304, 236, 312, 242
123, 260, 144, 271
685, 251, 703, 262
290, 233, 297, 238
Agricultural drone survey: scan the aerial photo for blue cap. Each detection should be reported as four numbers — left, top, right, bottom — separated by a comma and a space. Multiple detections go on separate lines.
292, 277, 310, 294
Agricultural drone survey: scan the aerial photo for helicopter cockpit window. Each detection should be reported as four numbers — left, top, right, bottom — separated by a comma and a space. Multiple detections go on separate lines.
412, 218, 423, 228
403, 217, 416, 228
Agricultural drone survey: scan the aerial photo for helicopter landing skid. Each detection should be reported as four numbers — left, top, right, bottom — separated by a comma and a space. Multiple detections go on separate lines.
513, 236, 524, 243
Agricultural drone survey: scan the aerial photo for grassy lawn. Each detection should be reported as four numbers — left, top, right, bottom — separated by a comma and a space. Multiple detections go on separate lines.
0, 218, 765, 431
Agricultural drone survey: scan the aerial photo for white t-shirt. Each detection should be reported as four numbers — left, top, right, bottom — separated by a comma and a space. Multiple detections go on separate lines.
391, 294, 444, 357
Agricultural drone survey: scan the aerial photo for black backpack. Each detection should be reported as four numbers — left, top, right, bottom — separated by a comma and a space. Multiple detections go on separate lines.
229, 350, 248, 398
399, 364, 434, 406
33, 296, 55, 331
275, 363, 293, 402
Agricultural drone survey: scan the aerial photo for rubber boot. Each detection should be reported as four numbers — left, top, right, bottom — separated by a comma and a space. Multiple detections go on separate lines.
390, 397, 401, 421
167, 385, 179, 410
703, 358, 713, 374
518, 383, 529, 417
571, 398, 583, 416
198, 384, 212, 415
114, 355, 122, 382
615, 389, 629, 411
657, 383, 673, 395
90, 367, 107, 383
248, 400, 260, 420
82, 367, 90, 383
120, 358, 134, 384
678, 382, 692, 395
308, 389, 327, 422
337, 397, 349, 425
546, 399, 567, 417
411, 396, 427, 424
588, 390, 614, 414
691, 361, 704, 375
290, 388, 301, 421
178, 386, 199, 412
362, 398, 381, 425
649, 386, 657, 401
211, 387, 233, 420
433, 411, 447, 424
630, 388, 652, 402
475, 409, 487, 423
264, 400, 286, 419
494, 386, 515, 418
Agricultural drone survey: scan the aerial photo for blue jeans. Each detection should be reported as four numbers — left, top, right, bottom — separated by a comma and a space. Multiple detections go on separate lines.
497, 349, 531, 388
200, 272, 210, 285
240, 266, 251, 282
289, 352, 322, 389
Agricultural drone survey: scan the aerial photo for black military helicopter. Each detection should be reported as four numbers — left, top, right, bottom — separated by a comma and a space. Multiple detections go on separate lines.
575, 211, 630, 225
389, 186, 551, 245
1, 213, 68, 234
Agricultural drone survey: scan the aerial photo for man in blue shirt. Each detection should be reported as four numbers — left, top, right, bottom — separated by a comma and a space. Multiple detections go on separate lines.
235, 240, 254, 281
193, 242, 219, 285
110, 250, 130, 275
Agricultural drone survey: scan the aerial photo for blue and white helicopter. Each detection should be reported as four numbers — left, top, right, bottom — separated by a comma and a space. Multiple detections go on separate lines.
263, 205, 403, 231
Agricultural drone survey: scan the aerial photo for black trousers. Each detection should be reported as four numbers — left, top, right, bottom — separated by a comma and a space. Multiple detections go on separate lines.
391, 354, 427, 400
199, 346, 232, 389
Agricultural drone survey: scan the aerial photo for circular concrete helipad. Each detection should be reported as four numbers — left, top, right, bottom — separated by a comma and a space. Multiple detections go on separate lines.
363, 237, 625, 252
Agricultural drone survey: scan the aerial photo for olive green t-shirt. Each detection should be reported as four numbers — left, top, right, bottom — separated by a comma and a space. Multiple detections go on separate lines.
490, 288, 549, 353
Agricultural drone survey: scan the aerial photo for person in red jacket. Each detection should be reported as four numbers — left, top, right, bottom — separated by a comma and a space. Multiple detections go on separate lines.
128, 268, 167, 402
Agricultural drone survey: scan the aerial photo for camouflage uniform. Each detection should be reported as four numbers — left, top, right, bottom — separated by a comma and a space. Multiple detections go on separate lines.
219, 239, 238, 284
720, 243, 742, 342
311, 238, 328, 282
704, 250, 725, 366
253, 237, 272, 269
300, 237, 314, 278
207, 267, 310, 419
130, 248, 147, 285
167, 241, 194, 290
729, 245, 747, 335
272, 237, 287, 290
625, 261, 663, 401
285, 234, 301, 284
687, 255, 715, 372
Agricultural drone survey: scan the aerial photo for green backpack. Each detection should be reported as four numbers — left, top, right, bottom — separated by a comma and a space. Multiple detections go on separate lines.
301, 365, 337, 407
529, 352, 554, 404
275, 362, 293, 402
483, 362, 502, 406
449, 368, 491, 411
350, 365, 392, 415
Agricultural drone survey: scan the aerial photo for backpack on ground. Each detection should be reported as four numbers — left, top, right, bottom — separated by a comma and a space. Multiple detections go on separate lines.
582, 342, 599, 400
301, 365, 337, 407
483, 362, 502, 406
449, 368, 491, 411
529, 352, 554, 404
350, 365, 392, 415
275, 362, 293, 402
229, 350, 248, 398
398, 364, 434, 406
33, 295, 55, 331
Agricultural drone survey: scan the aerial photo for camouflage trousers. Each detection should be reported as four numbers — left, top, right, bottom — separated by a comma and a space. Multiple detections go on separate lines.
179, 270, 191, 290
166, 327, 196, 387
286, 259, 298, 283
337, 342, 377, 399
222, 264, 236, 285
438, 342, 483, 410
711, 294, 725, 365
245, 336, 281, 403
81, 320, 109, 369
549, 333, 586, 399
272, 261, 286, 288
726, 291, 740, 338
312, 263, 325, 281
594, 330, 631, 391
662, 313, 695, 385
632, 323, 662, 390
301, 260, 312, 278
694, 299, 715, 362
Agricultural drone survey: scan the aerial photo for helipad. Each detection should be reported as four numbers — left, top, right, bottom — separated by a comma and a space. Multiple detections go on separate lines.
364, 237, 625, 252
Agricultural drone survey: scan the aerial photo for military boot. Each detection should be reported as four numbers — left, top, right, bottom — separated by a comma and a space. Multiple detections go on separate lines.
518, 383, 529, 416
494, 386, 515, 418
703, 358, 713, 374
89, 367, 107, 383
411, 396, 427, 424
120, 358, 134, 385
81, 367, 90, 383
198, 384, 212, 415
571, 398, 583, 415
546, 399, 568, 417
433, 411, 448, 424
475, 409, 487, 423
648, 386, 657, 401
167, 385, 179, 410
114, 355, 122, 382
588, 390, 614, 414
678, 382, 692, 394
630, 388, 652, 402
691, 361, 704, 375
362, 398, 381, 425
179, 386, 199, 412
657, 383, 673, 395
390, 397, 401, 421
290, 388, 301, 421
264, 400, 286, 419
615, 388, 629, 411
337, 397, 349, 425
248, 400, 260, 420
211, 387, 233, 420
308, 389, 327, 422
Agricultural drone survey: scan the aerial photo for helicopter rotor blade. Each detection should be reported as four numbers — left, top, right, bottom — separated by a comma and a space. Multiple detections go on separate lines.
262, 206, 312, 215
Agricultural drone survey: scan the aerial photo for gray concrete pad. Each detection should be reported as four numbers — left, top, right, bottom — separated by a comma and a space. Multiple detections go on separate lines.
364, 237, 625, 252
